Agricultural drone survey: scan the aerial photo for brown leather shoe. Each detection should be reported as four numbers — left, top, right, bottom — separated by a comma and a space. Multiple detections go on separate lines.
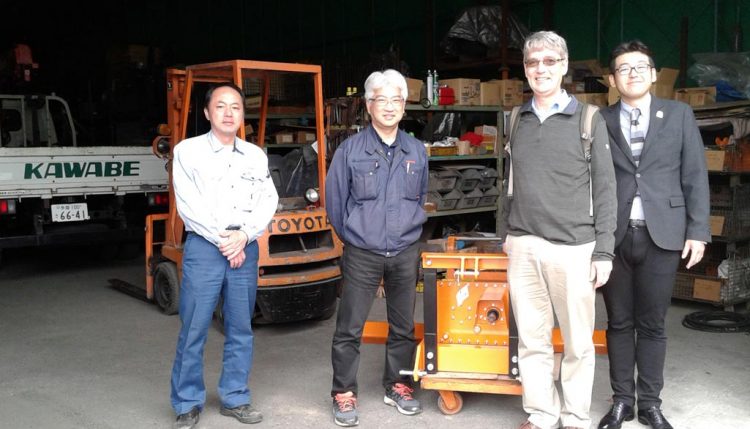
519, 421, 543, 429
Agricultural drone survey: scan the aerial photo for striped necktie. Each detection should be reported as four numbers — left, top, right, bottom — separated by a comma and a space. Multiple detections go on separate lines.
629, 108, 645, 166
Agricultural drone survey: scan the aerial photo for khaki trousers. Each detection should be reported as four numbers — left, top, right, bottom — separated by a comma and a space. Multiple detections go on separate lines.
506, 234, 596, 429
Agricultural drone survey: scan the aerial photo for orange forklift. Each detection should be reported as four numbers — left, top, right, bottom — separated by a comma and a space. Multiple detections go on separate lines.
143, 60, 343, 323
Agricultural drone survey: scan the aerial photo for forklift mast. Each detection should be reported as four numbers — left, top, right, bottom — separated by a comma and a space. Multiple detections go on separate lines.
146, 60, 342, 322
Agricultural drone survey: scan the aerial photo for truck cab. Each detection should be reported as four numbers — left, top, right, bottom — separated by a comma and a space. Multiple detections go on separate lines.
0, 94, 169, 264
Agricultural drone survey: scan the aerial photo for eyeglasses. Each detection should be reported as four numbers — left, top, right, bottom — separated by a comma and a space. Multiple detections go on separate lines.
524, 57, 565, 68
368, 96, 404, 107
615, 63, 652, 76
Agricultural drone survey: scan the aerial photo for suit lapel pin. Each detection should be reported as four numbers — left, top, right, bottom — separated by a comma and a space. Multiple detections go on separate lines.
656, 110, 664, 118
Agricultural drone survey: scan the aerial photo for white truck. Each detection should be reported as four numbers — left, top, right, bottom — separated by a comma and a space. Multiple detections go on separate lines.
0, 94, 169, 264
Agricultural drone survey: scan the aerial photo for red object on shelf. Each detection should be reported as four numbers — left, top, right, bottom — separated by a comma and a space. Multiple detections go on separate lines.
459, 131, 484, 147
438, 86, 455, 105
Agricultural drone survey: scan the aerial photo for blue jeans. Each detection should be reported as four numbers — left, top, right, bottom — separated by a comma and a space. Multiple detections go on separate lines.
170, 233, 258, 414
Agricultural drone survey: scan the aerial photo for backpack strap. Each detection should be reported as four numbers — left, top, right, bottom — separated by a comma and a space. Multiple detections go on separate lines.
580, 103, 599, 216
505, 105, 522, 198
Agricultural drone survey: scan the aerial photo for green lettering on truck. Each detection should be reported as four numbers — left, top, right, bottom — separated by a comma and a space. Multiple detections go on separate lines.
123, 161, 139, 176
23, 161, 141, 179
24, 163, 43, 179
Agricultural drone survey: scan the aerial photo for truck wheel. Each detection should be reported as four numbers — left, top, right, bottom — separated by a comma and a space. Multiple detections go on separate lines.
154, 262, 179, 315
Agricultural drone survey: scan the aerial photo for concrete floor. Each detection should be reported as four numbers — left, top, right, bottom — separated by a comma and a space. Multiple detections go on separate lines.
1, 246, 749, 429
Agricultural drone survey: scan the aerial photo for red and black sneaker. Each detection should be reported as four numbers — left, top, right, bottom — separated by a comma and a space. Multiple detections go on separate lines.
383, 383, 422, 415
332, 392, 359, 427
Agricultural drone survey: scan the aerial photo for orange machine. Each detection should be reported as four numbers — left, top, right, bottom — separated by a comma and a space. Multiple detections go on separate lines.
363, 236, 607, 414
144, 60, 343, 323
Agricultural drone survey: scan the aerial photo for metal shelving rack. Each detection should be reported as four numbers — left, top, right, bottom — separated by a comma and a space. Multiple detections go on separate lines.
673, 100, 750, 311
404, 104, 505, 233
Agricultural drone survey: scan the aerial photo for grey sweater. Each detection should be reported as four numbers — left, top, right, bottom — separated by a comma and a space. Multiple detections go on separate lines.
500, 98, 617, 261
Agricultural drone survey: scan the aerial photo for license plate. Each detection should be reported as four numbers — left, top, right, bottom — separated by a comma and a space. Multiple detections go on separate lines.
51, 203, 90, 222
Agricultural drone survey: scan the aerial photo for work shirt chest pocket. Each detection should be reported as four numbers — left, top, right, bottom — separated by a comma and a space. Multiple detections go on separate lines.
237, 168, 267, 209
350, 160, 379, 201
403, 164, 422, 200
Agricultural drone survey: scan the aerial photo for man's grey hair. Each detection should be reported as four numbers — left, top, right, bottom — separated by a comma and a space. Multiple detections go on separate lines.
364, 69, 408, 101
523, 31, 569, 60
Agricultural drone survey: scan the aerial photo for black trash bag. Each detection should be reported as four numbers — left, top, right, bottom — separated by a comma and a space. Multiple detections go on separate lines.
440, 5, 530, 60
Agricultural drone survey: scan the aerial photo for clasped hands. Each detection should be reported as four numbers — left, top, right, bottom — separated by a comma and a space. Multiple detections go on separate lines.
219, 229, 248, 268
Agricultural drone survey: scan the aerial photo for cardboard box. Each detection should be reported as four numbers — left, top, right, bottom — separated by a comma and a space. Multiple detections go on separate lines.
604, 68, 679, 105
474, 125, 498, 153
295, 131, 315, 143
486, 79, 523, 106
405, 78, 423, 103
479, 82, 501, 106
575, 93, 608, 107
674, 87, 716, 106
709, 215, 725, 236
273, 132, 294, 144
693, 278, 722, 302
245, 95, 262, 110
705, 150, 726, 171
440, 78, 480, 106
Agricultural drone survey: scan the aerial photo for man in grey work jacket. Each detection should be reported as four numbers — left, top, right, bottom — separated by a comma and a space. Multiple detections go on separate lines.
500, 31, 617, 429
325, 69, 428, 427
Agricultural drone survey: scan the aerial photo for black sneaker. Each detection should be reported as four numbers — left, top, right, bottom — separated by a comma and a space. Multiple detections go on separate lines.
174, 406, 199, 429
220, 404, 263, 424
384, 383, 422, 415
332, 392, 359, 427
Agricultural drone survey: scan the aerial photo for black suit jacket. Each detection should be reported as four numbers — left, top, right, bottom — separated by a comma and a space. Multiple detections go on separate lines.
601, 97, 711, 251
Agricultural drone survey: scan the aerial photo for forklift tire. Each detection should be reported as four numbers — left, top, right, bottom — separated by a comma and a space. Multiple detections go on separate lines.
437, 391, 463, 415
213, 296, 226, 335
154, 262, 180, 315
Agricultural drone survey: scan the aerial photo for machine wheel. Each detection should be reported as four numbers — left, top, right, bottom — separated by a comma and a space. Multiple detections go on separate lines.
154, 262, 179, 315
437, 391, 463, 415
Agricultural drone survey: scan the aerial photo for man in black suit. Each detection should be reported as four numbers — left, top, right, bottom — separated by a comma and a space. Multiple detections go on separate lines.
597, 41, 711, 429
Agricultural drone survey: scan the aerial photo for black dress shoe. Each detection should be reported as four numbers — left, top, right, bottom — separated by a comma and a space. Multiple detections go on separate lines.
637, 406, 673, 429
597, 401, 634, 429
174, 406, 200, 429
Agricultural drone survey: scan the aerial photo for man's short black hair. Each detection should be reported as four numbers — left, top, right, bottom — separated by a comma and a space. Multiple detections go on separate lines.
609, 40, 655, 73
204, 82, 245, 109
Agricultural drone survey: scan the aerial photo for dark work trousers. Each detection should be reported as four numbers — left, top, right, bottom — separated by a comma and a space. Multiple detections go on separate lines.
602, 225, 680, 409
331, 242, 419, 396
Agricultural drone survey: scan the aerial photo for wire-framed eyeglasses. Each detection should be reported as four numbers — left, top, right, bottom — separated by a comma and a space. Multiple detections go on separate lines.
368, 96, 404, 107
524, 57, 565, 68
615, 63, 652, 76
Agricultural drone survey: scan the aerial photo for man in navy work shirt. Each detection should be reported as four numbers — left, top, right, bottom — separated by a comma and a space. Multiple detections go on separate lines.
326, 69, 429, 427
169, 82, 278, 429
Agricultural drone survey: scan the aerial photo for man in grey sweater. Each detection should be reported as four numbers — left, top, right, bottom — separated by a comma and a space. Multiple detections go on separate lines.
500, 31, 617, 429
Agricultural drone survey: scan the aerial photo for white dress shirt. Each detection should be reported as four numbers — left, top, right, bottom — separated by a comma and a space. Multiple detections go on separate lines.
172, 132, 279, 247
619, 94, 651, 220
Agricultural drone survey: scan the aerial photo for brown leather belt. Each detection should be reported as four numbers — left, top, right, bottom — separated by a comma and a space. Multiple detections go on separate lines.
628, 219, 647, 228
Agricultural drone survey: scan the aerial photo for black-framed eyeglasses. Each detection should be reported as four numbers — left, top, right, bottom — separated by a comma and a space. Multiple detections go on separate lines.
615, 63, 652, 76
368, 96, 404, 107
524, 57, 565, 68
